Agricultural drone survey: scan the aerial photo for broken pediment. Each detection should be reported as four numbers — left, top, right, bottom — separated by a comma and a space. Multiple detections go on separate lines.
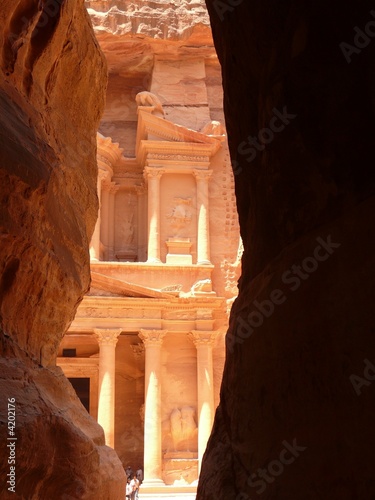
91, 271, 177, 298
135, 100, 223, 165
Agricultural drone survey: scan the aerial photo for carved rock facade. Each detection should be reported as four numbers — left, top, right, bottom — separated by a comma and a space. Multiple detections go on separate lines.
0, 1, 125, 498
58, 2, 241, 497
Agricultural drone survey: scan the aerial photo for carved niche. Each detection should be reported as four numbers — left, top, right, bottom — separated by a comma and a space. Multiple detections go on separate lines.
166, 197, 192, 234
165, 406, 198, 454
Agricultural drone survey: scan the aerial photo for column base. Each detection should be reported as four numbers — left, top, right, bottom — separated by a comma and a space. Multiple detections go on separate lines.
196, 259, 212, 265
141, 478, 166, 488
147, 257, 162, 264
89, 246, 100, 261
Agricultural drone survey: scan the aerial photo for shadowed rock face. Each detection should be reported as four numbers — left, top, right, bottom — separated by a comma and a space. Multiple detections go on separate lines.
0, 1, 125, 498
199, 1, 375, 499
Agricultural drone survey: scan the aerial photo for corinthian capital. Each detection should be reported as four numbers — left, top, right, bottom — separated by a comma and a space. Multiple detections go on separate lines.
193, 169, 213, 182
144, 167, 165, 181
188, 330, 218, 348
94, 328, 122, 347
138, 329, 167, 347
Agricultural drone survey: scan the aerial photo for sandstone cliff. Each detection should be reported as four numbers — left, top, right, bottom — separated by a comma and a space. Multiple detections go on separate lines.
86, 0, 210, 39
0, 1, 125, 498
198, 1, 375, 499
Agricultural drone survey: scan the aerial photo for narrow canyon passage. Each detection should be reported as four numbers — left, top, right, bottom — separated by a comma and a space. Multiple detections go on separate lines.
198, 1, 375, 499
1, 1, 375, 499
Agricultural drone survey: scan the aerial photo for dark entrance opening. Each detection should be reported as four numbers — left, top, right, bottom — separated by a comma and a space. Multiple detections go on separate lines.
69, 377, 90, 413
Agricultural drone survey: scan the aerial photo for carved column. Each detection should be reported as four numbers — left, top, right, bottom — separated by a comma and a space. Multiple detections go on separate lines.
135, 184, 147, 262
138, 329, 167, 485
189, 330, 218, 472
144, 167, 164, 263
108, 183, 119, 261
94, 328, 122, 448
193, 170, 213, 265
90, 170, 108, 261
100, 181, 110, 260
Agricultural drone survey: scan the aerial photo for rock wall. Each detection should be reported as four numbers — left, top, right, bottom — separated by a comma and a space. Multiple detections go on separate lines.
0, 1, 125, 498
86, 0, 216, 157
198, 1, 375, 499
85, 0, 210, 39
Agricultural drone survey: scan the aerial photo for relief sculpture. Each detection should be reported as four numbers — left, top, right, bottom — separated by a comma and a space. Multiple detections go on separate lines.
167, 406, 197, 453
167, 197, 192, 233
121, 213, 135, 245
135, 91, 165, 116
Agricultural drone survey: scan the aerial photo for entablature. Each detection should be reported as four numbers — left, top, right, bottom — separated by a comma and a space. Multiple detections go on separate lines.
69, 294, 227, 334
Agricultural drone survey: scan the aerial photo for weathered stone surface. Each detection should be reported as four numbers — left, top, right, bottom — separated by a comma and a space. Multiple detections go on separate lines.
86, 0, 218, 159
85, 0, 241, 301
0, 0, 125, 497
198, 1, 375, 499
86, 0, 210, 40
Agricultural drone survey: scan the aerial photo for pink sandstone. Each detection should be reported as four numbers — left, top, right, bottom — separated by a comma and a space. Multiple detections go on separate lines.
0, 0, 125, 497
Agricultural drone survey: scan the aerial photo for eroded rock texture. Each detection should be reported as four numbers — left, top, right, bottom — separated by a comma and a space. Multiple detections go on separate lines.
199, 1, 375, 499
86, 0, 210, 39
0, 1, 125, 498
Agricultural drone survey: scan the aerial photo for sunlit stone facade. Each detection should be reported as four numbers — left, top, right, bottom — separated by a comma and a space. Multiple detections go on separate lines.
58, 16, 241, 497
